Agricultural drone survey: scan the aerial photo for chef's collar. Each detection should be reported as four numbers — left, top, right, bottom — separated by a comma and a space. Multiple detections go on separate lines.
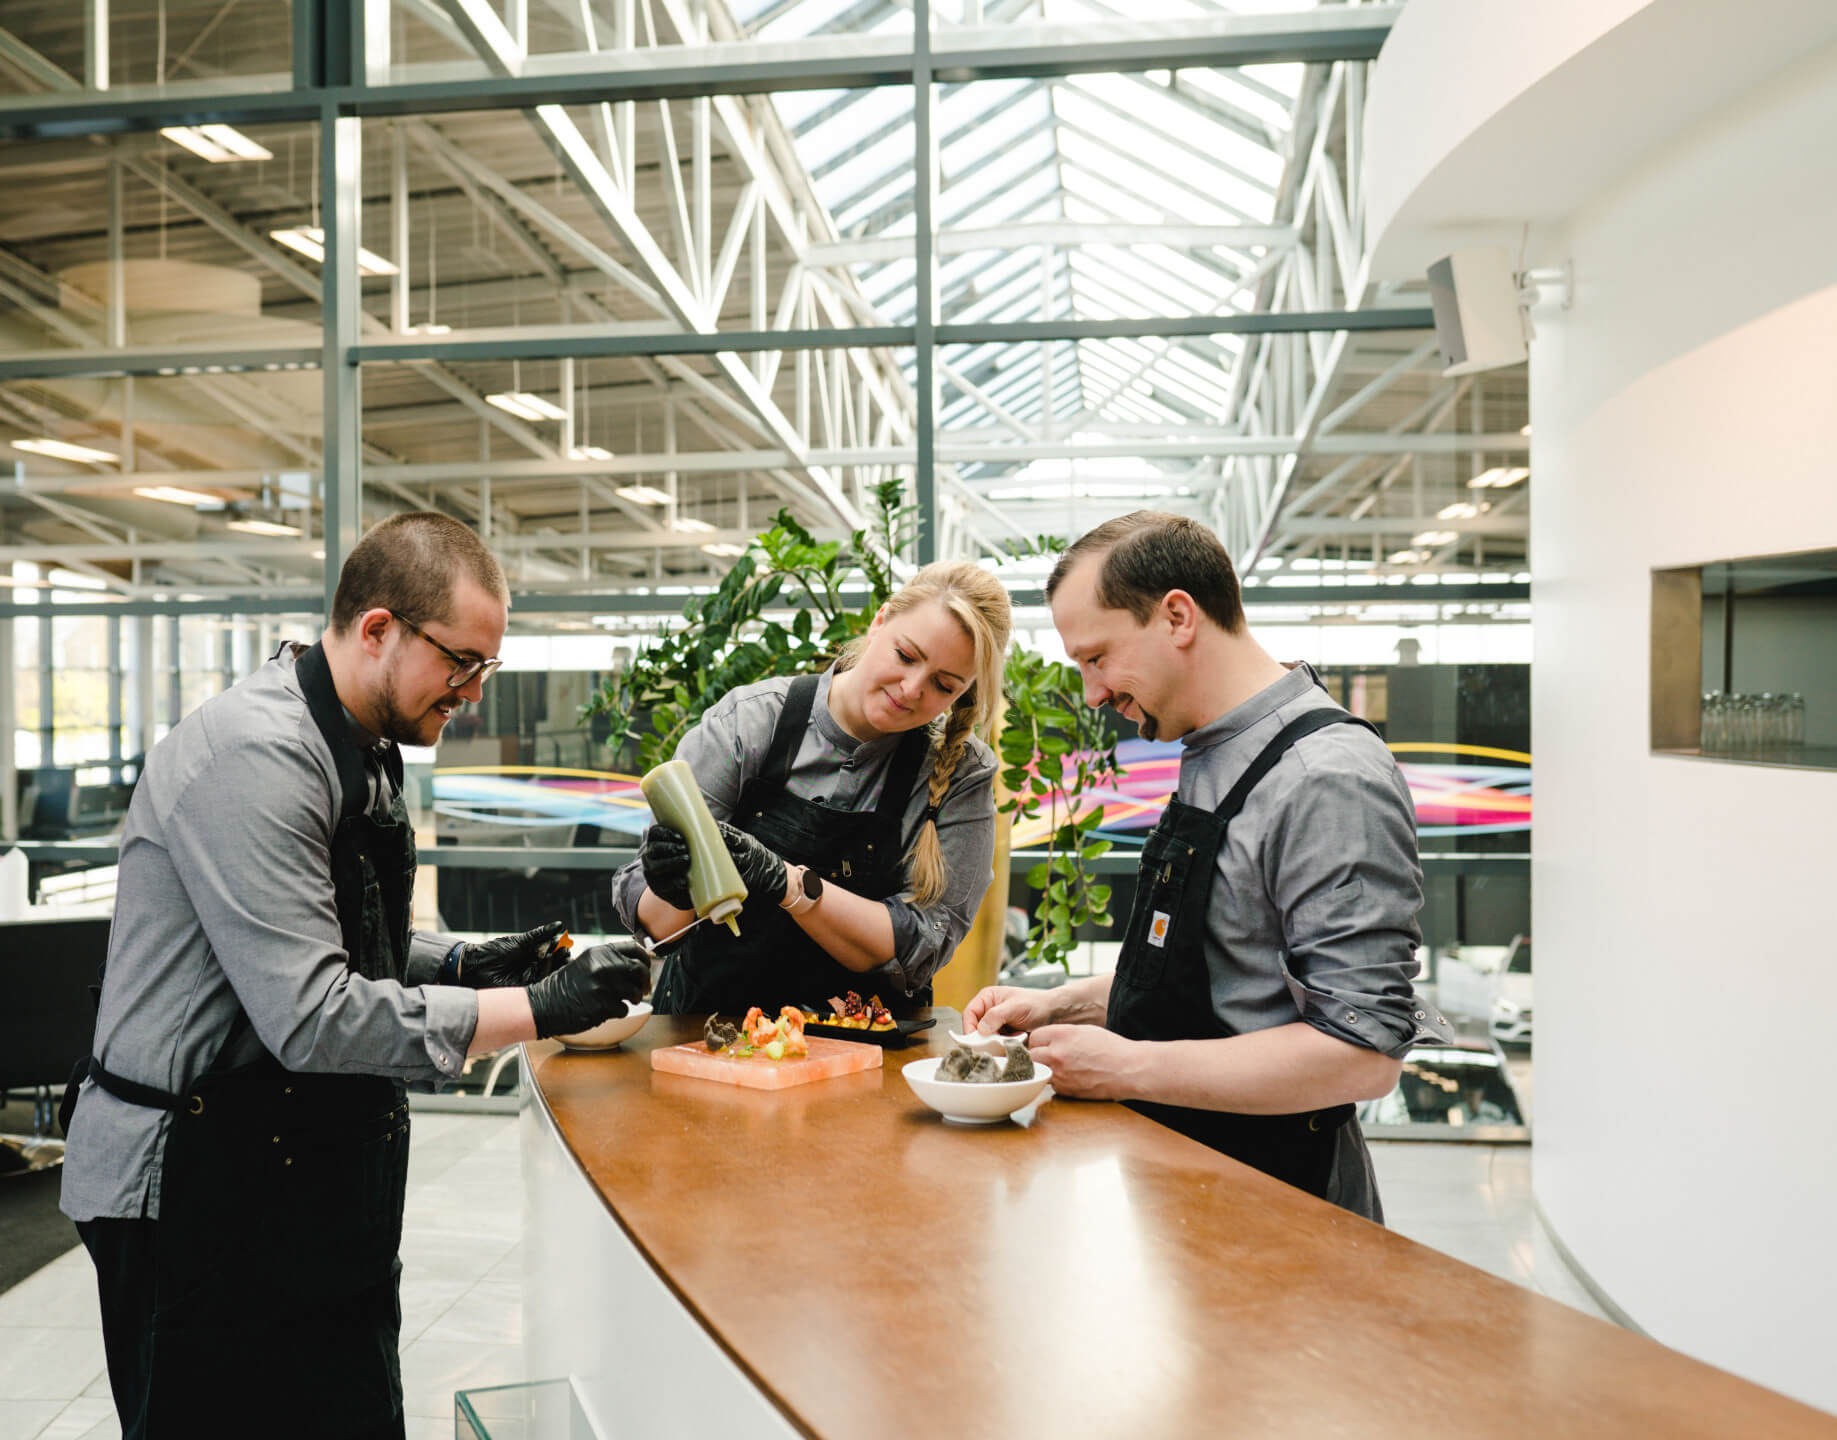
341, 704, 392, 755
278, 638, 392, 754
813, 666, 902, 757
1180, 661, 1320, 754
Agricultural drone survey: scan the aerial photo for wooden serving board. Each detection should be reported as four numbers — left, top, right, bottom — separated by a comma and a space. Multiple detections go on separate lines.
649, 1034, 883, 1090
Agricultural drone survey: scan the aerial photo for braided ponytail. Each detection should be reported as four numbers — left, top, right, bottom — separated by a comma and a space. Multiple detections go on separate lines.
905, 700, 980, 906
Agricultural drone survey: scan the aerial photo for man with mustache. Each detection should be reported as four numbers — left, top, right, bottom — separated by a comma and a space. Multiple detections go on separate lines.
965, 512, 1450, 1220
60, 512, 650, 1437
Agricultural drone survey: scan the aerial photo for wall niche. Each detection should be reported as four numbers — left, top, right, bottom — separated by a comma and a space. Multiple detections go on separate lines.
1651, 548, 1837, 769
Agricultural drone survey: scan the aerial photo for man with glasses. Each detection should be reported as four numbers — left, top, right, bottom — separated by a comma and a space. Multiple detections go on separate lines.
61, 512, 650, 1438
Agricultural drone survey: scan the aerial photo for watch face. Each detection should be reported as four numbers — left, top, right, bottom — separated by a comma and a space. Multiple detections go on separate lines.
803, 869, 825, 900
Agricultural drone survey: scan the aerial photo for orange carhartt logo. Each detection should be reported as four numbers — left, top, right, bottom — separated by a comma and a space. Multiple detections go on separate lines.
1148, 911, 1171, 948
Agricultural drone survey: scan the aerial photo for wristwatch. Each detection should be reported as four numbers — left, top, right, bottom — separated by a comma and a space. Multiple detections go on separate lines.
782, 864, 824, 916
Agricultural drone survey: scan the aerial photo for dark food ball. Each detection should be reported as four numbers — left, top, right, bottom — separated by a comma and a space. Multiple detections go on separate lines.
938, 1046, 1004, 1084
999, 1040, 1034, 1082
704, 1016, 739, 1052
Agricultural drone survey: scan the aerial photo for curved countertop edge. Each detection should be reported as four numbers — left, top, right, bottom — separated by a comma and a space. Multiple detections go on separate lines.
520, 1014, 1837, 1440
519, 1037, 820, 1439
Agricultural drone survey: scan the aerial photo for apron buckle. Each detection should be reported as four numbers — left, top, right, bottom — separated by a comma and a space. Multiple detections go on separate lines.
188, 1095, 205, 1115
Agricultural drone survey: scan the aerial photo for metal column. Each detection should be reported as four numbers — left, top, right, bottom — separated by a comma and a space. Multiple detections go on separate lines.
911, 0, 937, 565
321, 100, 365, 616
167, 615, 182, 735
0, 613, 15, 843
107, 613, 123, 781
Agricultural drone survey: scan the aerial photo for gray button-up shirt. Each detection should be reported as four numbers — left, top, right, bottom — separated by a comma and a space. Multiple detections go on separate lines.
612, 669, 998, 995
61, 646, 478, 1224
1175, 662, 1452, 1056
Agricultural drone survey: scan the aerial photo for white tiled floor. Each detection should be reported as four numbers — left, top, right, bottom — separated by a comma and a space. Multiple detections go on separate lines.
0, 1120, 1609, 1438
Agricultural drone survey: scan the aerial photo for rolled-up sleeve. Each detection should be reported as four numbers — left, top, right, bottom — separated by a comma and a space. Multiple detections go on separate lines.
1264, 759, 1451, 1057
880, 750, 998, 993
164, 736, 478, 1079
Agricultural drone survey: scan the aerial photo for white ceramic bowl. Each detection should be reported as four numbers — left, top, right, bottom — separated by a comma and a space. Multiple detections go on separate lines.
902, 1056, 1053, 1125
557, 1001, 653, 1052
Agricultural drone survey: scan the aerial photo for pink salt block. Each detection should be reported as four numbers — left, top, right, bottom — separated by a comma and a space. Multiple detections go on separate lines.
649, 1034, 884, 1090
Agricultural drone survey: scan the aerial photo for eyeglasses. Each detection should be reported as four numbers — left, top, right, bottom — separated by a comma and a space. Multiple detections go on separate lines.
389, 612, 503, 689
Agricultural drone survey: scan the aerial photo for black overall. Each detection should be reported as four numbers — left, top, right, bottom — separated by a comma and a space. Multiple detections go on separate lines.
67, 642, 416, 1440
1107, 709, 1382, 1205
652, 673, 933, 1018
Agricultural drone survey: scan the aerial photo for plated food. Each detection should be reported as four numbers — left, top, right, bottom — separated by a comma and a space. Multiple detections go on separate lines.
703, 1005, 809, 1060
937, 1036, 1033, 1084
817, 991, 897, 1031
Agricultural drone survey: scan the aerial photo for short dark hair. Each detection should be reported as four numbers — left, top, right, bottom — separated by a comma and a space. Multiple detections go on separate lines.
1046, 511, 1244, 633
330, 512, 508, 634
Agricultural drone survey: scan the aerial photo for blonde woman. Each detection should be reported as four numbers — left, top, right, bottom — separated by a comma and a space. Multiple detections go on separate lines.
613, 560, 1011, 1017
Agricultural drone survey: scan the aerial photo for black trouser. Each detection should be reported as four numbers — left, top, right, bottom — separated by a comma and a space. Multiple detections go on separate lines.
78, 1218, 408, 1440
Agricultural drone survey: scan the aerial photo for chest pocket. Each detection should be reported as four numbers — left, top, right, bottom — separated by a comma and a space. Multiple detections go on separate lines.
1114, 818, 1211, 993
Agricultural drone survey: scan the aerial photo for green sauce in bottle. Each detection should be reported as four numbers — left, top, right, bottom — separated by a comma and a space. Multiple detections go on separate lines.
639, 759, 748, 936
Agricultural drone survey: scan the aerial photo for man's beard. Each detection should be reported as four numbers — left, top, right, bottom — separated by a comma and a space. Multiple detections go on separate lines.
1113, 694, 1160, 742
376, 676, 453, 747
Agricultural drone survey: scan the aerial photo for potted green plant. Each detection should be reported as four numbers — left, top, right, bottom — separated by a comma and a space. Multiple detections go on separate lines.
583, 481, 1121, 974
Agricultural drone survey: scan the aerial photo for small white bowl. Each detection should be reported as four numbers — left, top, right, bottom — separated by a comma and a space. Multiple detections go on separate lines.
902, 1056, 1053, 1125
557, 1001, 653, 1052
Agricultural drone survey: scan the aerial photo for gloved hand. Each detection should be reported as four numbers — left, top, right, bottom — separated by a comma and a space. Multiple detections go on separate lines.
717, 821, 788, 906
638, 824, 695, 910
457, 921, 572, 989
526, 939, 654, 1039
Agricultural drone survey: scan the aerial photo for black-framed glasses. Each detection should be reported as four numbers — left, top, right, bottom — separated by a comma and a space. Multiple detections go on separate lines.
389, 612, 503, 689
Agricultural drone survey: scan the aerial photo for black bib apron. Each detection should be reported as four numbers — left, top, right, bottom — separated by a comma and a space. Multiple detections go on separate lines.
652, 673, 933, 1018
67, 642, 416, 1440
1107, 709, 1381, 1205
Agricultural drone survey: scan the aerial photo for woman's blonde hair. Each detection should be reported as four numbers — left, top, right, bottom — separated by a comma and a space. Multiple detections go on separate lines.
836, 560, 1011, 906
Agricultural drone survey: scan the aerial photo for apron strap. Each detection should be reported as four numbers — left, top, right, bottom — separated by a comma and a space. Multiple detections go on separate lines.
1212, 710, 1380, 825
759, 674, 821, 790
876, 722, 935, 821
294, 641, 377, 826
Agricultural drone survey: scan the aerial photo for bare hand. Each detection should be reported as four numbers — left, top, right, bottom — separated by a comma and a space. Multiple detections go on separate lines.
1028, 1024, 1141, 1100
962, 985, 1062, 1037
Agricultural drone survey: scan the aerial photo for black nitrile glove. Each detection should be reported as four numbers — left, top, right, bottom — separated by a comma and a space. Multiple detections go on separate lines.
458, 921, 572, 989
638, 824, 695, 910
717, 821, 788, 906
526, 939, 653, 1039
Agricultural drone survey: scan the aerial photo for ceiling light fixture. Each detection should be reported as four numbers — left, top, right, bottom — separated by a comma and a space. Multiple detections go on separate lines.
1468, 466, 1530, 489
701, 542, 747, 558
133, 485, 225, 507
1437, 502, 1481, 520
1412, 531, 1459, 547
160, 124, 273, 163
270, 227, 400, 277
673, 517, 716, 533
226, 518, 304, 537
570, 444, 615, 461
14, 437, 119, 464
614, 484, 673, 506
484, 391, 567, 422
1387, 549, 1427, 565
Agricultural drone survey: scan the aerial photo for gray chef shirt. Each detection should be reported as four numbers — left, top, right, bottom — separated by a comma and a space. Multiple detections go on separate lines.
61, 645, 478, 1224
1175, 662, 1451, 1055
611, 668, 998, 995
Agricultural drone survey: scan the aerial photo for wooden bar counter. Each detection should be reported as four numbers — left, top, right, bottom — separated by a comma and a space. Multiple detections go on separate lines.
520, 1013, 1836, 1439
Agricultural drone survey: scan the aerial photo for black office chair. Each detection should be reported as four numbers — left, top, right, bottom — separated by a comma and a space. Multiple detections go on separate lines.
0, 914, 109, 1154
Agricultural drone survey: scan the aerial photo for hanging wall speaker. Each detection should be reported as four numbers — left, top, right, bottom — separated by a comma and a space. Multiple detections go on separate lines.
1426, 247, 1529, 376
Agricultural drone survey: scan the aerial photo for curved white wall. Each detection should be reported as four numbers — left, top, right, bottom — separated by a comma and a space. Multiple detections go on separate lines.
1528, 41, 1837, 1412
1365, 4, 1837, 1416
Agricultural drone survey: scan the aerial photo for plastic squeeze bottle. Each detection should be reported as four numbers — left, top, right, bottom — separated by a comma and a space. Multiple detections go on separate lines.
639, 759, 747, 936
